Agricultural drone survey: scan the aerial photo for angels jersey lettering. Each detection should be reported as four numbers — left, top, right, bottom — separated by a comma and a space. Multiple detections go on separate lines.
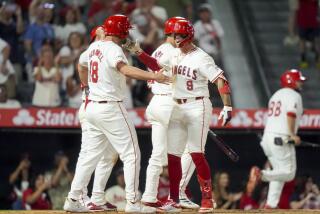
87, 41, 128, 102
171, 48, 223, 99
149, 43, 175, 95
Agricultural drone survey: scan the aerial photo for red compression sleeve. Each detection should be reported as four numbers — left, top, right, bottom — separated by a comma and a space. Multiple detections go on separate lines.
137, 52, 161, 71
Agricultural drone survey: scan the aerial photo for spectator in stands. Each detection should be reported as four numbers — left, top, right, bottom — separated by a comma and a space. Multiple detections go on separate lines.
28, 0, 54, 24
54, 6, 86, 45
0, 85, 21, 108
112, 0, 136, 16
0, 2, 24, 66
87, 0, 114, 29
130, 13, 159, 54
157, 166, 170, 203
131, 0, 168, 49
56, 32, 85, 98
290, 175, 320, 209
214, 172, 242, 209
296, 0, 320, 69
157, 0, 193, 20
22, 172, 52, 210
284, 0, 299, 46
66, 69, 81, 108
105, 167, 141, 211
24, 2, 55, 77
194, 3, 224, 67
0, 38, 16, 98
45, 151, 73, 210
32, 45, 61, 107
8, 153, 31, 210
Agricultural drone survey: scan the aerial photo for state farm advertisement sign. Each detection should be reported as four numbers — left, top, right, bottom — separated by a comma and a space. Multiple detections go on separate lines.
0, 108, 320, 129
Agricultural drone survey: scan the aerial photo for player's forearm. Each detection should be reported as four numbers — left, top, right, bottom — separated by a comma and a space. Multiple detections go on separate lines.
118, 64, 157, 81
137, 52, 162, 71
287, 115, 296, 136
216, 78, 232, 106
77, 64, 88, 86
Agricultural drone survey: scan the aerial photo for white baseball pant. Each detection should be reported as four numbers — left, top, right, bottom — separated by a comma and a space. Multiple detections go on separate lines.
68, 103, 118, 204
142, 95, 174, 203
260, 133, 296, 208
85, 101, 141, 203
167, 98, 212, 156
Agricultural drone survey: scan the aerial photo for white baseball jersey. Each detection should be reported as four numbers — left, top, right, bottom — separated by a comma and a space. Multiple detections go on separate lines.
264, 88, 303, 135
78, 49, 89, 101
149, 43, 175, 95
87, 41, 128, 102
171, 47, 223, 99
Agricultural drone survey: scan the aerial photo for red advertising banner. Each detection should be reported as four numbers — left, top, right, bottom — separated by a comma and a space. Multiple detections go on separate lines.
0, 108, 320, 129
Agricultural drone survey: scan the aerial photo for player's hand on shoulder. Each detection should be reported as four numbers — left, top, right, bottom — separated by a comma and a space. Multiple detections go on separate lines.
122, 38, 142, 55
289, 135, 301, 146
154, 68, 172, 84
218, 106, 232, 126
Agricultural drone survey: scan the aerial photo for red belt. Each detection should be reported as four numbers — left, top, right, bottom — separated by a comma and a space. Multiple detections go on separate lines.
175, 96, 204, 104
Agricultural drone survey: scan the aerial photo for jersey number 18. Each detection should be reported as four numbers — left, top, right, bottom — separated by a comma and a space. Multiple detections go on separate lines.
89, 60, 99, 83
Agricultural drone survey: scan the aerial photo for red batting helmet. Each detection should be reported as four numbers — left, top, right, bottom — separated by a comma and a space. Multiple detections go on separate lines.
104, 14, 132, 39
280, 69, 306, 89
172, 19, 194, 47
164, 16, 186, 35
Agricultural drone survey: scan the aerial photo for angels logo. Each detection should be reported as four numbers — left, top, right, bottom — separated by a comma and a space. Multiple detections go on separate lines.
13, 109, 35, 125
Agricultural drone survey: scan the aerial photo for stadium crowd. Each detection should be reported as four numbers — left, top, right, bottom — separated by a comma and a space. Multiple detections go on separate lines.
5, 151, 320, 210
0, 0, 226, 109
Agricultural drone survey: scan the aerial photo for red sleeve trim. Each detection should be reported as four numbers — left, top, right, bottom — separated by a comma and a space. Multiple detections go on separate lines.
210, 70, 224, 83
115, 60, 127, 71
287, 112, 297, 118
138, 52, 161, 71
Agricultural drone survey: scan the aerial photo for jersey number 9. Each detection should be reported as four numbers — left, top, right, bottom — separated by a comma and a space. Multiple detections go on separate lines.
186, 80, 193, 91
90, 61, 99, 83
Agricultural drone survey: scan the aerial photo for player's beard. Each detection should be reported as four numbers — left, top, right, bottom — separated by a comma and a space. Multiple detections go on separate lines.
120, 38, 128, 45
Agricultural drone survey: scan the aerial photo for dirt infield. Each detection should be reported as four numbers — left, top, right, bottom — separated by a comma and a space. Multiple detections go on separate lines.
1, 210, 320, 214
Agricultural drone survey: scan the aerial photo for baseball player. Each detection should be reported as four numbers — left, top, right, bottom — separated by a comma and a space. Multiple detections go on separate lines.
164, 19, 232, 213
75, 14, 171, 213
249, 69, 306, 209
124, 16, 200, 211
64, 26, 118, 212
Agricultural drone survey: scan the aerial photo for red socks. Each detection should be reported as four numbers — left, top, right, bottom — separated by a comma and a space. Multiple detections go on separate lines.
167, 154, 182, 202
190, 153, 211, 180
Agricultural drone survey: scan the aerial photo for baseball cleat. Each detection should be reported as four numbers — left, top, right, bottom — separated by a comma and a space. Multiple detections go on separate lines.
63, 197, 90, 212
125, 201, 142, 213
157, 199, 181, 213
87, 202, 117, 211
199, 199, 215, 213
179, 198, 200, 209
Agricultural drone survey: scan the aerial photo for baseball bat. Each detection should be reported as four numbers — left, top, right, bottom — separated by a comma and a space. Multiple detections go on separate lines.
208, 130, 239, 162
287, 140, 320, 148
257, 133, 320, 148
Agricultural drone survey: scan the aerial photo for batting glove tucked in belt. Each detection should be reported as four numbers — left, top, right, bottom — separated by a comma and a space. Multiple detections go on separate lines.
218, 106, 232, 126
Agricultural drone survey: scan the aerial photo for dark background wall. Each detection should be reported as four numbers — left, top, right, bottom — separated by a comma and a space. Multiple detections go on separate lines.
0, 128, 319, 207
